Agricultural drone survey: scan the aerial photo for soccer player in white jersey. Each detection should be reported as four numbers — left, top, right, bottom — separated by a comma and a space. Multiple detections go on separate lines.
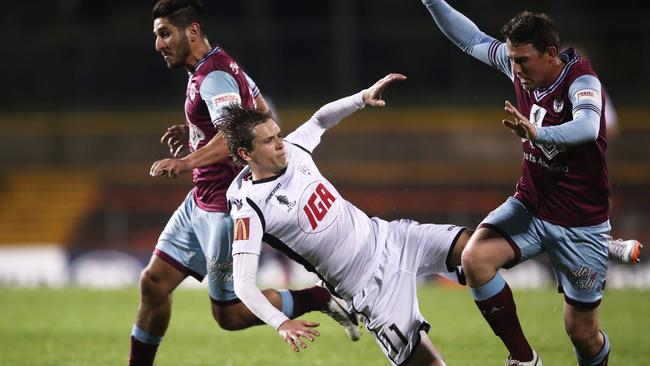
129, 1, 361, 365
222, 73, 472, 366
420, 1, 642, 365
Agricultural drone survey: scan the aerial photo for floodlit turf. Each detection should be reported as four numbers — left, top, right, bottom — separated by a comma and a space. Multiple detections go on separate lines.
1, 285, 648, 365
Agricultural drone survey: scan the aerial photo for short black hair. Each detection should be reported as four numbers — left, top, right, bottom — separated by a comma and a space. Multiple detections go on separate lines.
501, 11, 560, 53
220, 105, 274, 166
152, 0, 204, 29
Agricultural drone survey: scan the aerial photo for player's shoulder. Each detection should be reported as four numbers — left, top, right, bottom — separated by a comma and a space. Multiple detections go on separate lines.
227, 166, 254, 198
563, 48, 598, 81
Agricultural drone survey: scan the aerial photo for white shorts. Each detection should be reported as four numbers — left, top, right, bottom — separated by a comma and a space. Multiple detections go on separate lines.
351, 219, 465, 365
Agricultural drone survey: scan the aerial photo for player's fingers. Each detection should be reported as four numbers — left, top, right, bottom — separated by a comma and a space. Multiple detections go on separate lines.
502, 119, 518, 130
172, 144, 184, 158
367, 99, 386, 108
301, 321, 320, 328
285, 336, 299, 352
295, 335, 308, 349
160, 131, 174, 144
150, 161, 161, 176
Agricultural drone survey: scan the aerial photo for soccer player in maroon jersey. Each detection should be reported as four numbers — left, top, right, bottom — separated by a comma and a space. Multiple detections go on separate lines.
420, 0, 641, 365
128, 1, 360, 365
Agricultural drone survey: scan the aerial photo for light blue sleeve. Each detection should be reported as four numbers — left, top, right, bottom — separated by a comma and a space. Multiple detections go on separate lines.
421, 0, 512, 80
200, 71, 241, 126
243, 72, 261, 97
536, 75, 602, 146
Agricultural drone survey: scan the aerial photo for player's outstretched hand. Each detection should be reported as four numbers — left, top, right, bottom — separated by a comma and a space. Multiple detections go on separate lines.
149, 158, 191, 178
277, 319, 320, 352
502, 100, 538, 141
161, 124, 189, 157
363, 73, 407, 107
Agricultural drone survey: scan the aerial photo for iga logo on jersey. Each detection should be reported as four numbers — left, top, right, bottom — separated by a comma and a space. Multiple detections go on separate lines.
298, 182, 338, 233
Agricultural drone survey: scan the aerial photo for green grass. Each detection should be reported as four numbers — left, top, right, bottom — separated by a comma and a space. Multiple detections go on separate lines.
1, 286, 648, 365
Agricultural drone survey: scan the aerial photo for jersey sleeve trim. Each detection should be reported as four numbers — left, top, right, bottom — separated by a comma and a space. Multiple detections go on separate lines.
488, 40, 500, 66
246, 197, 266, 231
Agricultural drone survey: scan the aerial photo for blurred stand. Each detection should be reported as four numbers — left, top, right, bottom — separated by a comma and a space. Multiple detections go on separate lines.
0, 107, 648, 288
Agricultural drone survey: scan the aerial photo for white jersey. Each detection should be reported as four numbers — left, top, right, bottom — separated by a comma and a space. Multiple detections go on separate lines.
226, 93, 388, 299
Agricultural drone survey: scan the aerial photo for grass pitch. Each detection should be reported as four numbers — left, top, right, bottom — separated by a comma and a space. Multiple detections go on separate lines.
1, 285, 648, 365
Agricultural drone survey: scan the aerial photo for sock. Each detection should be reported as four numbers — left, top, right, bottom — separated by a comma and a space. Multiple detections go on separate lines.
278, 289, 294, 318
288, 286, 331, 318
576, 330, 610, 366
129, 325, 163, 366
471, 274, 533, 362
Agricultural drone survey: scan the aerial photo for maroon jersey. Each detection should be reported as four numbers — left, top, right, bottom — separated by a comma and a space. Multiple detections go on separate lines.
512, 49, 609, 226
185, 46, 256, 212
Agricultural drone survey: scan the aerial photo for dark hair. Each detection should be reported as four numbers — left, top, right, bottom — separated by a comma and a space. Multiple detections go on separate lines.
220, 105, 274, 166
152, 0, 204, 29
500, 11, 560, 53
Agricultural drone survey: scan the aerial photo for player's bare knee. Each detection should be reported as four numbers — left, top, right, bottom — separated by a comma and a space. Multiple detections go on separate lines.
139, 267, 167, 300
460, 243, 484, 274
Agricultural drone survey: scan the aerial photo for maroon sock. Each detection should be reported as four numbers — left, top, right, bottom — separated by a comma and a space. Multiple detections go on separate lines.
289, 286, 331, 317
129, 336, 159, 366
474, 283, 533, 362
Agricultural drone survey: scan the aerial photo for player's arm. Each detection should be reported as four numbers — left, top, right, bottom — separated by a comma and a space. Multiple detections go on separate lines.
285, 73, 406, 152
420, 0, 512, 79
150, 72, 269, 178
230, 209, 320, 352
502, 75, 602, 145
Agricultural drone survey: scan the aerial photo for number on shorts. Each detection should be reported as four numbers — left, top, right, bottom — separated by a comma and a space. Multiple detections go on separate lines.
380, 323, 408, 354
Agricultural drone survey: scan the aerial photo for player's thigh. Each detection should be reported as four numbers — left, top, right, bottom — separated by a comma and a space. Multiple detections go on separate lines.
545, 220, 610, 306
352, 259, 429, 365
472, 196, 545, 267
397, 220, 466, 277
191, 209, 238, 302
155, 192, 207, 282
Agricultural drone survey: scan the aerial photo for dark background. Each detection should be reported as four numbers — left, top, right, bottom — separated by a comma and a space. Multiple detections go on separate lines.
1, 0, 648, 109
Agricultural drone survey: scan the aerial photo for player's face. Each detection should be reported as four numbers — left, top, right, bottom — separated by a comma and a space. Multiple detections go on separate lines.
506, 41, 555, 91
153, 18, 191, 69
246, 119, 287, 180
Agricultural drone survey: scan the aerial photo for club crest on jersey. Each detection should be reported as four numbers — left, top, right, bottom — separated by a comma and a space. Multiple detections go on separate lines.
553, 97, 564, 113
232, 198, 243, 210
234, 217, 250, 241
299, 164, 311, 176
229, 61, 240, 75
188, 122, 205, 150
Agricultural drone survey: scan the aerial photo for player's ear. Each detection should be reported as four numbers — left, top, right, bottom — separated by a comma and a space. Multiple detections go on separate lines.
545, 45, 557, 59
187, 22, 201, 42
237, 147, 252, 163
